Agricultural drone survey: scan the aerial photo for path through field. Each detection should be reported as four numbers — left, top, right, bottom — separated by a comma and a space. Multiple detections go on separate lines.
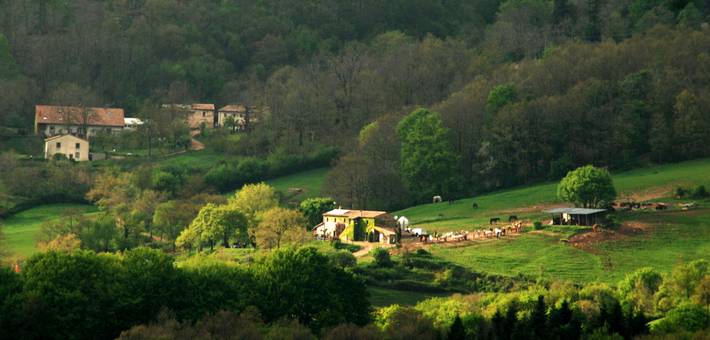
352, 242, 395, 257
190, 130, 205, 150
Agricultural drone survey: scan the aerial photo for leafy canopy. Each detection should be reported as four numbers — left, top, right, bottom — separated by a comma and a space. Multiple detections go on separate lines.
557, 165, 616, 208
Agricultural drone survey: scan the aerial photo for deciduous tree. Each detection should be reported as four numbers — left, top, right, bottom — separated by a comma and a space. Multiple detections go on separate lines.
557, 165, 616, 208
255, 207, 307, 249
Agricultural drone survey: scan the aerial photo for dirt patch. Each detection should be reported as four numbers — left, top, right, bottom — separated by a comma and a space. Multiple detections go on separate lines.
566, 221, 654, 255
618, 183, 681, 203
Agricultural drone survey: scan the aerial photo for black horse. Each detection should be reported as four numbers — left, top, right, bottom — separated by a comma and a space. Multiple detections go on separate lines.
509, 215, 518, 222
490, 217, 500, 224
472, 202, 478, 209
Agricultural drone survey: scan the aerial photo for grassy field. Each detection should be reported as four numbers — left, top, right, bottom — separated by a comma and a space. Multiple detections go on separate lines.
2, 204, 98, 257
394, 158, 710, 232
387, 158, 710, 286
368, 286, 452, 309
264, 167, 331, 202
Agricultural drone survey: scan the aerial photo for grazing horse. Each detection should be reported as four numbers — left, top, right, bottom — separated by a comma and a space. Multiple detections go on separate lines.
472, 202, 479, 209
592, 224, 598, 233
490, 217, 500, 224
509, 215, 518, 222
433, 196, 442, 203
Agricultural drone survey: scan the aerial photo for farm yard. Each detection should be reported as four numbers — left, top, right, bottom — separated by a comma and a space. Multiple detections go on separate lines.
384, 158, 710, 285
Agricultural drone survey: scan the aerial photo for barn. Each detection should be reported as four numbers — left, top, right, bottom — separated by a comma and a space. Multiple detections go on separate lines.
541, 208, 608, 226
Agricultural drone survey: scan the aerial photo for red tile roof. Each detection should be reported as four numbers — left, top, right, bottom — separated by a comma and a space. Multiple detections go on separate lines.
192, 104, 215, 110
219, 105, 247, 112
36, 105, 125, 127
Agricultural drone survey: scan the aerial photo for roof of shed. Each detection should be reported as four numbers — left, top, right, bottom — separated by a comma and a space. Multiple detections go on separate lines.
541, 208, 608, 215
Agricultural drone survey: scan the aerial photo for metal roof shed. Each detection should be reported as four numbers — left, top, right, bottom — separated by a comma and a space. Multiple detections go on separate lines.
541, 208, 608, 226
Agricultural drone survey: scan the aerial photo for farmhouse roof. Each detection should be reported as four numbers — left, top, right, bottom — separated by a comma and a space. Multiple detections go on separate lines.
372, 226, 395, 235
192, 104, 215, 110
36, 105, 125, 127
323, 209, 389, 219
324, 209, 350, 216
219, 105, 247, 112
541, 208, 608, 215
45, 134, 89, 143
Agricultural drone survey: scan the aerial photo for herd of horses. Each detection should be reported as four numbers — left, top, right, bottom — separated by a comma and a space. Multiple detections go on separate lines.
416, 220, 525, 244
425, 196, 526, 243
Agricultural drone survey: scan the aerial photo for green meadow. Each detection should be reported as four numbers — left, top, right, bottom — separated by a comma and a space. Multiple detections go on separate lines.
2, 204, 98, 257
394, 158, 710, 232
264, 167, 331, 202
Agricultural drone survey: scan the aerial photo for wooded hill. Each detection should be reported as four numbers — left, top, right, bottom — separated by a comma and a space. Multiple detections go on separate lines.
1, 0, 710, 210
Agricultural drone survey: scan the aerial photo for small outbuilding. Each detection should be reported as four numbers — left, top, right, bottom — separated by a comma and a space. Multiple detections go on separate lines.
44, 134, 90, 161
541, 207, 608, 226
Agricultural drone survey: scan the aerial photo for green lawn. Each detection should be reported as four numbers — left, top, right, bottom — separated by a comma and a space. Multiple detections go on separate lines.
264, 167, 331, 202
2, 204, 98, 257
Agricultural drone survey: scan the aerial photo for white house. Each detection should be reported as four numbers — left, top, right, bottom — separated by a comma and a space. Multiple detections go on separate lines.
44, 134, 90, 161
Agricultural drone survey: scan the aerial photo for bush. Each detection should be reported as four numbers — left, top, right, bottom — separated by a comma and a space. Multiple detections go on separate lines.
691, 185, 709, 199
372, 247, 393, 268
533, 220, 543, 230
675, 186, 688, 198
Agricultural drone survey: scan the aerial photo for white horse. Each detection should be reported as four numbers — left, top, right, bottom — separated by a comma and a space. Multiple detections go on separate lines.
433, 196, 442, 203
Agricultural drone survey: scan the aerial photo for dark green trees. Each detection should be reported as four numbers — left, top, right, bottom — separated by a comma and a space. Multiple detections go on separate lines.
397, 108, 462, 202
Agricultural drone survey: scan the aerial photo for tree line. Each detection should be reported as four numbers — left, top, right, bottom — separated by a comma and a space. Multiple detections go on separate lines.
0, 246, 370, 340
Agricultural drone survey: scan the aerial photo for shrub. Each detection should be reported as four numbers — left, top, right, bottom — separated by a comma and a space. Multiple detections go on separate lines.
675, 186, 688, 198
533, 220, 543, 230
372, 247, 393, 268
691, 185, 709, 199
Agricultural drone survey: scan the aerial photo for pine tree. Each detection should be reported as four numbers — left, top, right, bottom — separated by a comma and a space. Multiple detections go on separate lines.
448, 314, 467, 340
530, 295, 548, 340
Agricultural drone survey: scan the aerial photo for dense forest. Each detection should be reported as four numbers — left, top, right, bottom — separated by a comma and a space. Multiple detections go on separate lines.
1, 0, 710, 211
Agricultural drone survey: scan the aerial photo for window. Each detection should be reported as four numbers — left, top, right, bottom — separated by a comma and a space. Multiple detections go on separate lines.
76, 143, 80, 149
58, 117, 63, 121
202, 112, 206, 117
75, 152, 80, 159
43, 117, 48, 120
56, 142, 61, 148
106, 111, 113, 115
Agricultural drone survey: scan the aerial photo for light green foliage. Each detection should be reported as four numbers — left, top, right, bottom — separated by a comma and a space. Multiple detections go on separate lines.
652, 303, 710, 333
557, 165, 617, 208
298, 197, 335, 228
192, 203, 249, 249
677, 2, 702, 28
381, 306, 440, 340
255, 207, 307, 249
397, 109, 461, 199
618, 267, 664, 313
229, 183, 279, 245
662, 260, 710, 303
414, 297, 473, 327
486, 83, 518, 114
372, 246, 393, 268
